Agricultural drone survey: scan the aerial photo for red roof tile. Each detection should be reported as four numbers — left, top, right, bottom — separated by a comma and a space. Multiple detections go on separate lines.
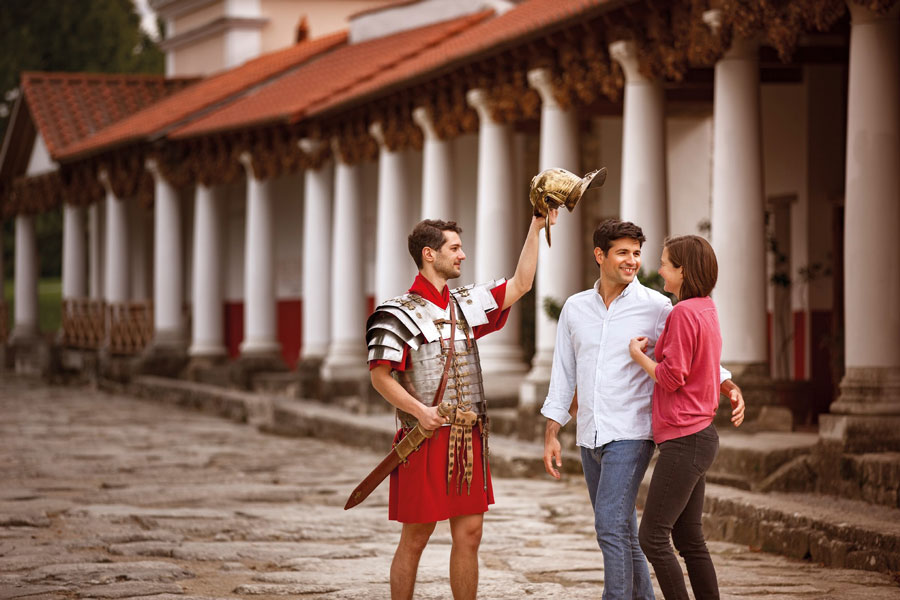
170, 0, 611, 139
310, 0, 610, 116
169, 10, 493, 138
20, 72, 195, 158
57, 30, 347, 160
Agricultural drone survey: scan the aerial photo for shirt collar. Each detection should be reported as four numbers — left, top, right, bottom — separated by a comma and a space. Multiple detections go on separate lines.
593, 276, 639, 299
409, 273, 450, 309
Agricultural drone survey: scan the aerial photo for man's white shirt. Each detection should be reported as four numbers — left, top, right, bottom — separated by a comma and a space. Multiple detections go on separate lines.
541, 277, 731, 449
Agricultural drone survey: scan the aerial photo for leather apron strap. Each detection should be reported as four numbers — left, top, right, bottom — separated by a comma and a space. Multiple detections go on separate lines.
431, 300, 456, 407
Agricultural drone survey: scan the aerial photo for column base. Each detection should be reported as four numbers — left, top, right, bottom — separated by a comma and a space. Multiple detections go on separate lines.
136, 341, 189, 378
819, 414, 900, 453
98, 347, 141, 383
831, 367, 900, 415
321, 342, 368, 382
229, 352, 286, 390
8, 333, 52, 377
297, 356, 325, 400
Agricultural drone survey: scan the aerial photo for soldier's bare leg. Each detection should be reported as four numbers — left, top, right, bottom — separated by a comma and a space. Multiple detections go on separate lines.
449, 512, 483, 600
391, 521, 436, 600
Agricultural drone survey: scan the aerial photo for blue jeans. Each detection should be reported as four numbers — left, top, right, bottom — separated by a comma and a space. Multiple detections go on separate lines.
581, 440, 656, 600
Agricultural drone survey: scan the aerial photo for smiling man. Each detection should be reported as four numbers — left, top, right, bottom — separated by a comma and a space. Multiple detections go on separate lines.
367, 214, 555, 600
540, 219, 745, 600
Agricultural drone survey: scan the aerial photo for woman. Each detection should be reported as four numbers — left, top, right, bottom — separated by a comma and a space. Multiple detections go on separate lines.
628, 235, 730, 600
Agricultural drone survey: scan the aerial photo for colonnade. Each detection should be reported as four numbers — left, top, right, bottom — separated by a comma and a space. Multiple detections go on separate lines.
8, 4, 898, 441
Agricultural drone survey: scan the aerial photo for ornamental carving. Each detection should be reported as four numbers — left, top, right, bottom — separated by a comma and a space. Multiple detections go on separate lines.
327, 111, 378, 165
370, 94, 423, 153
3, 171, 63, 217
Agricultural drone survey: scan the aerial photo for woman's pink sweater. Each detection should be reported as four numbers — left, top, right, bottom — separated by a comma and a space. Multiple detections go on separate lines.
652, 296, 723, 444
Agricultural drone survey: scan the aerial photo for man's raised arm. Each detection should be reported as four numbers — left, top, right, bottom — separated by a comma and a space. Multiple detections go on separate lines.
503, 209, 557, 310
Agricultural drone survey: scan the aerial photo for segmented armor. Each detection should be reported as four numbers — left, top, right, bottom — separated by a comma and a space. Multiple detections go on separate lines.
366, 279, 505, 429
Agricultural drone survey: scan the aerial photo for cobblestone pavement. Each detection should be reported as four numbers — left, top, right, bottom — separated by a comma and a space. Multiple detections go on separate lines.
1, 378, 898, 600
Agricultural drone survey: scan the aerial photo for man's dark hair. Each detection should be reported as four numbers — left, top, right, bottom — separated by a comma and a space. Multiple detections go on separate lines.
593, 219, 646, 255
664, 235, 718, 300
408, 219, 463, 269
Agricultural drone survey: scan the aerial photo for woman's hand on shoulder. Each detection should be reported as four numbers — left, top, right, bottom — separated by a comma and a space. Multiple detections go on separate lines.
629, 336, 649, 360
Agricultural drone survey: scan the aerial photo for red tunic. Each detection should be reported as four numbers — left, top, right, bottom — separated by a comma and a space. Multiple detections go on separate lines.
371, 274, 509, 523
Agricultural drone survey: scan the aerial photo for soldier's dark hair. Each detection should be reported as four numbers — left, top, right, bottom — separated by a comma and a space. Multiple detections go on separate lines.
593, 219, 646, 255
408, 219, 463, 269
664, 235, 718, 300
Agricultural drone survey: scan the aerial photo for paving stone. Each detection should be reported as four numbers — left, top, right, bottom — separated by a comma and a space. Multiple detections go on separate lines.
2, 377, 899, 600
23, 561, 193, 585
78, 581, 182, 598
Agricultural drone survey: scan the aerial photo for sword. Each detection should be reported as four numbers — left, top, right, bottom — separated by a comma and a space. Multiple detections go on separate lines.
344, 401, 453, 510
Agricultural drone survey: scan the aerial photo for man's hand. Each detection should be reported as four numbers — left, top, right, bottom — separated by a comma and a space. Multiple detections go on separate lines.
534, 207, 559, 230
720, 380, 745, 427
417, 404, 449, 431
729, 387, 745, 427
544, 420, 563, 480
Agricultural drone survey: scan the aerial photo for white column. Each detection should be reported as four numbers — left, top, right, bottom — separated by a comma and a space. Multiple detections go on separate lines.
709, 33, 767, 371
523, 68, 584, 391
467, 88, 527, 375
100, 172, 130, 304
147, 160, 185, 346
413, 107, 456, 220
321, 141, 368, 381
239, 154, 280, 357
831, 2, 900, 412
88, 202, 104, 299
189, 184, 226, 358
11, 214, 39, 340
299, 141, 334, 361
62, 204, 87, 299
609, 39, 668, 271
371, 122, 416, 305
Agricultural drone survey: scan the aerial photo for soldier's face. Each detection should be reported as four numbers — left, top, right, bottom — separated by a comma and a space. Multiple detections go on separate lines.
434, 231, 465, 280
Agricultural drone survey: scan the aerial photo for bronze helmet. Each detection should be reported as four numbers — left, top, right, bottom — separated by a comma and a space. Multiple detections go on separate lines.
529, 167, 607, 246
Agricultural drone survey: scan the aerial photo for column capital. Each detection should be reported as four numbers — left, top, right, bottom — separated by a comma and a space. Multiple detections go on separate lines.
608, 39, 649, 83
412, 106, 439, 140
702, 9, 723, 34
239, 151, 259, 180
527, 67, 560, 109
330, 136, 348, 164
847, 0, 900, 24
368, 121, 387, 148
298, 137, 326, 155
466, 88, 494, 124
97, 169, 114, 197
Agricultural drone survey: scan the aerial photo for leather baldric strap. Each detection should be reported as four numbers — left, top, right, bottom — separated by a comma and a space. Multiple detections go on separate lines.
431, 300, 457, 407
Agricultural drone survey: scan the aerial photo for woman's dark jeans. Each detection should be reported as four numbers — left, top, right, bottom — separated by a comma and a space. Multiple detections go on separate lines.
639, 424, 720, 600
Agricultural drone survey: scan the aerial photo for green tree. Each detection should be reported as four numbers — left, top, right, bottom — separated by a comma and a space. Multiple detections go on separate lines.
0, 0, 164, 139
0, 0, 164, 281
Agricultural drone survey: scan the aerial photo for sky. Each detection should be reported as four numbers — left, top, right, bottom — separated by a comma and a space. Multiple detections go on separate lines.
133, 0, 161, 40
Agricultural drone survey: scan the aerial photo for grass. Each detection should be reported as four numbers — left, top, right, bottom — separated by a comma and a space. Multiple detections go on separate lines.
3, 278, 62, 335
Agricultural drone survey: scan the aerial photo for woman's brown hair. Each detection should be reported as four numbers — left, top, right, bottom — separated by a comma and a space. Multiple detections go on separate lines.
664, 235, 718, 300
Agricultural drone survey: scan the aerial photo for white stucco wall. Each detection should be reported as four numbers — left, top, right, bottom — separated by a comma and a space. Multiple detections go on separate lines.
361, 159, 378, 299
180, 187, 195, 304
453, 133, 479, 265
805, 65, 845, 313
224, 181, 246, 302
26, 132, 55, 176
666, 115, 713, 239
270, 172, 304, 298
